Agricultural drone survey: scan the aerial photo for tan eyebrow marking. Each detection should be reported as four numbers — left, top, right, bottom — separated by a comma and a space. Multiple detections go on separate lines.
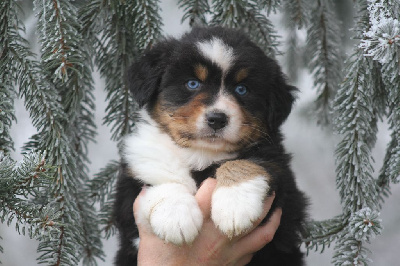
194, 64, 208, 82
235, 68, 249, 83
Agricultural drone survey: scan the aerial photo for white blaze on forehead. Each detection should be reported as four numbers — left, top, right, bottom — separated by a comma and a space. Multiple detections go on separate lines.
197, 37, 235, 73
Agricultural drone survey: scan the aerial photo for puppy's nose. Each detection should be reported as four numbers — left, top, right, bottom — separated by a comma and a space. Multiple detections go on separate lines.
206, 112, 228, 130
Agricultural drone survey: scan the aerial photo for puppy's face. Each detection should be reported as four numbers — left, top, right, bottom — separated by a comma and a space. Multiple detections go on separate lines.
129, 28, 295, 153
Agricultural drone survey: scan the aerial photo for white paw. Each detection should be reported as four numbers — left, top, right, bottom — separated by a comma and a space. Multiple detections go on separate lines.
211, 176, 269, 238
137, 183, 203, 245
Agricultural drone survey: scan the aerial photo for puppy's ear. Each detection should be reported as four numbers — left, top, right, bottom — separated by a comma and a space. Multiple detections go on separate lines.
268, 73, 297, 129
127, 39, 177, 108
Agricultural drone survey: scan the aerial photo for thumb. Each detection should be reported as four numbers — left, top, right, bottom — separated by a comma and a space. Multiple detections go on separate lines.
133, 187, 147, 218
133, 187, 152, 236
195, 178, 217, 219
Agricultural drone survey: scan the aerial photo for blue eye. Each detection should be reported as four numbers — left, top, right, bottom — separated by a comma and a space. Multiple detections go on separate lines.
186, 80, 201, 90
235, 85, 247, 95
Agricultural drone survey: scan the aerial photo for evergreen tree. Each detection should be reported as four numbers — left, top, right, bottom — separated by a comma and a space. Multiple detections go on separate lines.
0, 0, 398, 265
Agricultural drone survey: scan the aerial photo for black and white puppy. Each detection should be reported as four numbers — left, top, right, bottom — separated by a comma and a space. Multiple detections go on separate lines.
114, 27, 308, 266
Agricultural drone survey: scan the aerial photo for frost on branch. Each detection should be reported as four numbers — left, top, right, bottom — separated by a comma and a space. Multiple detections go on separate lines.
332, 208, 382, 266
359, 0, 400, 64
349, 207, 383, 242
359, 0, 400, 186
306, 0, 343, 125
333, 52, 379, 214
333, 236, 372, 266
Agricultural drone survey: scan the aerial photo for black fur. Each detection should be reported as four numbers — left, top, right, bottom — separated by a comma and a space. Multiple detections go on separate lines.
114, 27, 308, 265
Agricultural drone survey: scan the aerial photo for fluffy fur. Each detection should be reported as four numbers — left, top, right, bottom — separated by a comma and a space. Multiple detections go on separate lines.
114, 27, 308, 266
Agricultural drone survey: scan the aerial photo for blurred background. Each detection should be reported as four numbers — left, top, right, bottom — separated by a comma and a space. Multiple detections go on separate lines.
2, 0, 399, 265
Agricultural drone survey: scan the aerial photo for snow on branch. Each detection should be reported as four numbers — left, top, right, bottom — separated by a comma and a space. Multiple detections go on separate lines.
360, 0, 400, 64
349, 207, 383, 242
306, 0, 343, 125
359, 0, 400, 186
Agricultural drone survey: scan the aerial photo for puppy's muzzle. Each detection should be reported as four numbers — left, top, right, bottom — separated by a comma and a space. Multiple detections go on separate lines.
206, 111, 228, 130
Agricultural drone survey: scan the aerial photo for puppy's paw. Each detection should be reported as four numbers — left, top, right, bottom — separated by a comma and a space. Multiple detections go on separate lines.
211, 176, 269, 238
137, 183, 202, 245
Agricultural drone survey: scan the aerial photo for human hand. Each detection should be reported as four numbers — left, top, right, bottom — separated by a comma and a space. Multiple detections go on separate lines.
134, 178, 282, 266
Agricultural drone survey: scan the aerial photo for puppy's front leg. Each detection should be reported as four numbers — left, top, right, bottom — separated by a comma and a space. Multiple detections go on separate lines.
136, 183, 203, 245
211, 160, 270, 238
124, 128, 204, 245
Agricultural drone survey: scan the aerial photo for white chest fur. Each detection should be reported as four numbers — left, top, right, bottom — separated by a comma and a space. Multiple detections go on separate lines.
123, 110, 237, 193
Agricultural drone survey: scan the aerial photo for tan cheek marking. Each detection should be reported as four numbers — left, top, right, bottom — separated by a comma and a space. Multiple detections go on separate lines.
215, 160, 271, 187
152, 94, 207, 147
235, 68, 249, 83
237, 109, 267, 145
194, 64, 208, 82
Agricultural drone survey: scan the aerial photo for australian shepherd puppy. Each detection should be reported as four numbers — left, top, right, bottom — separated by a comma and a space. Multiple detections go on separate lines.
114, 27, 308, 265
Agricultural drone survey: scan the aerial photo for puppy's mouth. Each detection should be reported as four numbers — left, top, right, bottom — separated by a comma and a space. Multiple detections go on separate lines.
183, 128, 231, 144
191, 133, 236, 152
198, 133, 227, 144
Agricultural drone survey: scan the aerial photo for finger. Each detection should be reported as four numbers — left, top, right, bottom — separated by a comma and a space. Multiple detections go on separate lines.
233, 208, 282, 256
133, 187, 155, 238
252, 192, 276, 228
195, 178, 217, 219
133, 187, 147, 220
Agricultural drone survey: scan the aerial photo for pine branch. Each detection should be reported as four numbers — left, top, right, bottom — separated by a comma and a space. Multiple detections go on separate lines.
282, 0, 309, 29
281, 0, 310, 81
330, 209, 382, 266
334, 51, 379, 214
130, 0, 163, 50
331, 207, 382, 266
89, 160, 120, 208
179, 0, 210, 26
32, 0, 104, 264
360, 0, 400, 185
0, 0, 17, 154
303, 208, 382, 265
82, 0, 157, 141
77, 199, 105, 266
349, 207, 382, 243
210, 0, 280, 58
245, 6, 281, 58
302, 215, 347, 254
89, 161, 120, 238
257, 0, 281, 15
327, 2, 397, 264
0, 83, 16, 154
0, 3, 80, 264
377, 62, 400, 185
0, 152, 63, 254
0, 1, 26, 154
98, 192, 117, 239
333, 236, 371, 266
306, 0, 343, 125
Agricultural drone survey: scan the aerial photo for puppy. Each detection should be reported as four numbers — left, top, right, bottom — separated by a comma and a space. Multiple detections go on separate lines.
114, 27, 308, 266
